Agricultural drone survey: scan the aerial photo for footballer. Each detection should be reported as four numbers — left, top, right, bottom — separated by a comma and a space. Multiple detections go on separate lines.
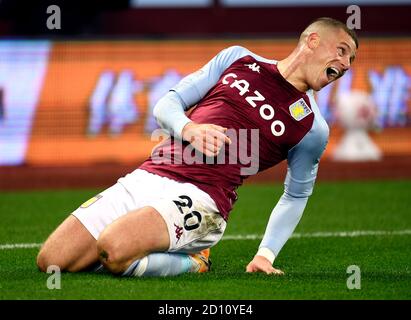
37, 17, 358, 277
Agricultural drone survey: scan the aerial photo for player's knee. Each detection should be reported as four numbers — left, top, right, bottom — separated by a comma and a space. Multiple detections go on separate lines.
36, 247, 64, 273
36, 250, 48, 272
96, 235, 127, 274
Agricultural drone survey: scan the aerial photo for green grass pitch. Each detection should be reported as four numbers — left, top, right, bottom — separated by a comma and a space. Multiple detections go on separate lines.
0, 180, 410, 300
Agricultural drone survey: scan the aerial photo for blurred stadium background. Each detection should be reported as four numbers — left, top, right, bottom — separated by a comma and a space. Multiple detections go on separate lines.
0, 0, 410, 189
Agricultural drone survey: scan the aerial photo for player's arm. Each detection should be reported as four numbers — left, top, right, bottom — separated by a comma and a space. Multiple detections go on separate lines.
152, 46, 250, 156
246, 121, 329, 275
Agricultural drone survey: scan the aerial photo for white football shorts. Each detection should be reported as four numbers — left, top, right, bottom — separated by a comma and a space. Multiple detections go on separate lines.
72, 169, 226, 253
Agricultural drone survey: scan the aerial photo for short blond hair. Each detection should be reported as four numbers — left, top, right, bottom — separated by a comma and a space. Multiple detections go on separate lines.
301, 17, 359, 49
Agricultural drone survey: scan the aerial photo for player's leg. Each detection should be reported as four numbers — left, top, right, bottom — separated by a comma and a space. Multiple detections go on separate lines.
122, 249, 211, 277
96, 206, 215, 276
96, 178, 226, 277
96, 206, 170, 274
37, 169, 225, 277
37, 182, 133, 273
36, 215, 98, 272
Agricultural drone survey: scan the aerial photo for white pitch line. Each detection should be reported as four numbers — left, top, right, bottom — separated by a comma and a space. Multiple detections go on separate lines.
222, 229, 411, 241
0, 243, 42, 250
1, 229, 411, 250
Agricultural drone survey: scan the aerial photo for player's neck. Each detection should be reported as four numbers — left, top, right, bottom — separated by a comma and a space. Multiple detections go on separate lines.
277, 48, 309, 93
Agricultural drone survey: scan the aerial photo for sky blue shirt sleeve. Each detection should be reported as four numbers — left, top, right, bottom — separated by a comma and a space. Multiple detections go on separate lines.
258, 93, 329, 260
171, 45, 257, 108
152, 91, 191, 138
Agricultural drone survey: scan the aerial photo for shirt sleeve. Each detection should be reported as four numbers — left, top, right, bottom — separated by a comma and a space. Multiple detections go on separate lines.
171, 45, 253, 107
152, 46, 252, 137
152, 91, 192, 138
257, 118, 329, 263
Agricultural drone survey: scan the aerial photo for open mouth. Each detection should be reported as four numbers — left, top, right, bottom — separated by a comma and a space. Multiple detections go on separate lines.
326, 67, 340, 81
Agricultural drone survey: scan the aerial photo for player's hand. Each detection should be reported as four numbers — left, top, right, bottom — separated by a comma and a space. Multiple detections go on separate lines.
246, 255, 284, 275
181, 122, 231, 157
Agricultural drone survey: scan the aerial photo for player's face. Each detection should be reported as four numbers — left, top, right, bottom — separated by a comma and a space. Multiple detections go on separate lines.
307, 29, 357, 91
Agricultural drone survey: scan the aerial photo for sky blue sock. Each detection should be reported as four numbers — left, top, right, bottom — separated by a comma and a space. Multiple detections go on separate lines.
122, 252, 194, 277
